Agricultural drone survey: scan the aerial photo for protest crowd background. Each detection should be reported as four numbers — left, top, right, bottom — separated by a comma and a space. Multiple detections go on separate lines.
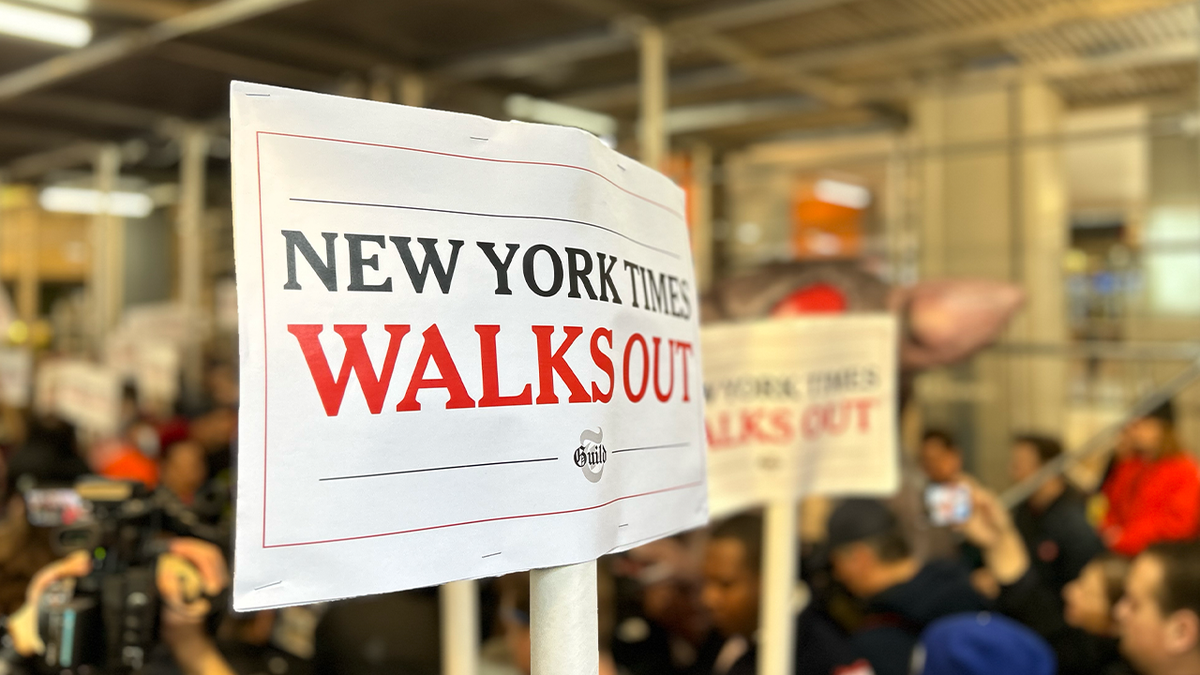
1, 0, 1200, 674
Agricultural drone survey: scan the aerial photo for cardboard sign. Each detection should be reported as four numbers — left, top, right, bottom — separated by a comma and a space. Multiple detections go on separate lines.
0, 347, 32, 407
702, 316, 898, 518
53, 360, 122, 436
230, 82, 707, 610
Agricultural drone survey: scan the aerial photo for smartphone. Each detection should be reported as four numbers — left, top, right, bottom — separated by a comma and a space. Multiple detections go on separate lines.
24, 488, 93, 527
925, 483, 972, 527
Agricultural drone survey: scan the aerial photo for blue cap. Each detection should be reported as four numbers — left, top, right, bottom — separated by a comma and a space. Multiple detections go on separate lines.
916, 613, 1055, 675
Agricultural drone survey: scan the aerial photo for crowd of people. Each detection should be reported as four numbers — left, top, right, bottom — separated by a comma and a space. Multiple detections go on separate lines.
0, 354, 1197, 675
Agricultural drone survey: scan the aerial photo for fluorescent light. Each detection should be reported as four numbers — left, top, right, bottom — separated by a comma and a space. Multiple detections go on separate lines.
814, 178, 871, 210
40, 187, 153, 218
0, 1, 91, 47
18, 0, 89, 14
505, 94, 617, 139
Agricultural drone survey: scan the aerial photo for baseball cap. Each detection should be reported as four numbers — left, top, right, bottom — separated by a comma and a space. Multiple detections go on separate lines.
825, 499, 899, 550
915, 612, 1055, 675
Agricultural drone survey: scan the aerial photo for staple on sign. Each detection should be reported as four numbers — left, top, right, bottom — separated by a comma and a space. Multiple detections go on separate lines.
254, 580, 283, 591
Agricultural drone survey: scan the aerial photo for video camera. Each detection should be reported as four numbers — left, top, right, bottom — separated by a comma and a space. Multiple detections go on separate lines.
22, 478, 223, 674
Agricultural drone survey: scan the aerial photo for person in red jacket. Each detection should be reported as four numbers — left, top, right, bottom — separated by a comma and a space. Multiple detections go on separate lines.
1100, 400, 1200, 555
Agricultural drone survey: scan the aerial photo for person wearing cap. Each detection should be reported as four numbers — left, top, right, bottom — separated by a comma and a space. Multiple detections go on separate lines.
1100, 400, 1200, 556
912, 612, 1055, 675
825, 499, 986, 675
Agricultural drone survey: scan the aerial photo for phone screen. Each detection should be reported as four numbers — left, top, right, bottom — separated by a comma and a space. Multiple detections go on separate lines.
24, 488, 93, 527
925, 484, 972, 526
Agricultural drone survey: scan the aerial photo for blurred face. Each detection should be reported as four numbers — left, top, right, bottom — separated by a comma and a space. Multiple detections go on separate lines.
920, 439, 961, 484
162, 442, 207, 500
1128, 418, 1166, 456
831, 543, 877, 599
1010, 442, 1042, 484
701, 538, 759, 638
1115, 555, 1200, 673
1064, 562, 1115, 636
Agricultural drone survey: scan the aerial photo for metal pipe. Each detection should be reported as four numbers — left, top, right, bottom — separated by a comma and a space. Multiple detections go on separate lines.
1000, 358, 1200, 508
89, 144, 122, 352
177, 126, 209, 405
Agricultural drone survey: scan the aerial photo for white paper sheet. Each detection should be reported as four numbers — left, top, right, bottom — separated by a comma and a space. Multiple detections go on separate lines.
702, 316, 899, 518
230, 82, 707, 610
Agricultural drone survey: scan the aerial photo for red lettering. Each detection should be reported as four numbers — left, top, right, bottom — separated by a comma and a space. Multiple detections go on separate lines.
590, 328, 614, 403
652, 337, 674, 402
532, 326, 591, 404
623, 333, 649, 402
475, 325, 532, 408
396, 325, 476, 412
854, 397, 878, 431
740, 408, 769, 442
675, 340, 693, 402
770, 408, 794, 442
287, 324, 409, 416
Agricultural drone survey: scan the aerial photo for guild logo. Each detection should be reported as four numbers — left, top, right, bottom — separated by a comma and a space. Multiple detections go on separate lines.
574, 427, 607, 483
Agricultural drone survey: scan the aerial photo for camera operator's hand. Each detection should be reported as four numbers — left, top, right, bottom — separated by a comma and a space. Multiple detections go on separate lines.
956, 484, 1029, 585
5, 550, 92, 657
157, 538, 234, 675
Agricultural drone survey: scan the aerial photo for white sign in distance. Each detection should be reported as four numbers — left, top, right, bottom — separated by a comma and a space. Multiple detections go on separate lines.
230, 82, 708, 610
52, 360, 122, 437
0, 347, 32, 408
702, 315, 899, 519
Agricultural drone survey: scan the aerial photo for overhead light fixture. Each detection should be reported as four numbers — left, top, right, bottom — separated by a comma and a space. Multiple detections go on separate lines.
814, 178, 871, 210
18, 0, 90, 13
40, 186, 154, 218
0, 1, 92, 48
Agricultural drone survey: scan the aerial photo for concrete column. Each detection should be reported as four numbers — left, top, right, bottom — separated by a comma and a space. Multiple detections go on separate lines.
399, 71, 426, 108
16, 190, 37, 324
914, 78, 1068, 486
638, 24, 667, 169
689, 143, 714, 292
90, 144, 122, 351
177, 126, 209, 402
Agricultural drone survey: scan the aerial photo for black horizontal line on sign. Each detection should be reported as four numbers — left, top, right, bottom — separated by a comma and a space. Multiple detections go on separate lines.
611, 442, 691, 454
290, 197, 681, 259
320, 457, 557, 482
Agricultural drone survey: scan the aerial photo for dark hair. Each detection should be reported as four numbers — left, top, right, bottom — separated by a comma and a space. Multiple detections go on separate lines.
1014, 434, 1064, 465
1091, 552, 1132, 607
921, 429, 957, 453
712, 512, 763, 572
1145, 540, 1200, 618
863, 528, 912, 563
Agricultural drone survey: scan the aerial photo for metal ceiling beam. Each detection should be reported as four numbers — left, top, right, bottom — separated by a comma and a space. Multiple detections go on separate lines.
537, 0, 855, 106
0, 0, 317, 101
2, 94, 168, 130
153, 41, 330, 89
433, 0, 856, 85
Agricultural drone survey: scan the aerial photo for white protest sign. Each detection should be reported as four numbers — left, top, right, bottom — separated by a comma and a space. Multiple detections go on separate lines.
702, 315, 898, 518
53, 360, 122, 436
0, 347, 32, 407
230, 82, 707, 610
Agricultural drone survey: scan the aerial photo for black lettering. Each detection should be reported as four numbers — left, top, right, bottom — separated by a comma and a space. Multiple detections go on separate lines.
477, 242, 520, 295
390, 237, 464, 294
282, 230, 337, 291
345, 233, 392, 292
668, 277, 681, 316
597, 254, 622, 304
623, 260, 642, 308
680, 280, 692, 319
523, 244, 563, 297
565, 248, 598, 300
647, 272, 668, 314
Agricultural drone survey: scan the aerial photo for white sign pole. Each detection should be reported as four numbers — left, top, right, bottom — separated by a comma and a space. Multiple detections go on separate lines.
440, 579, 479, 675
758, 500, 797, 675
531, 560, 598, 675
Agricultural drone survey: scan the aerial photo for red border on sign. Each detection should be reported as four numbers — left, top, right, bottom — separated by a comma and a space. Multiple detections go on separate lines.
254, 130, 697, 548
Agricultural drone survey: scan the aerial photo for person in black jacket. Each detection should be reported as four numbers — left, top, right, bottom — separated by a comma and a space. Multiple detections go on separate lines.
961, 483, 1134, 675
1009, 434, 1105, 601
825, 499, 987, 675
